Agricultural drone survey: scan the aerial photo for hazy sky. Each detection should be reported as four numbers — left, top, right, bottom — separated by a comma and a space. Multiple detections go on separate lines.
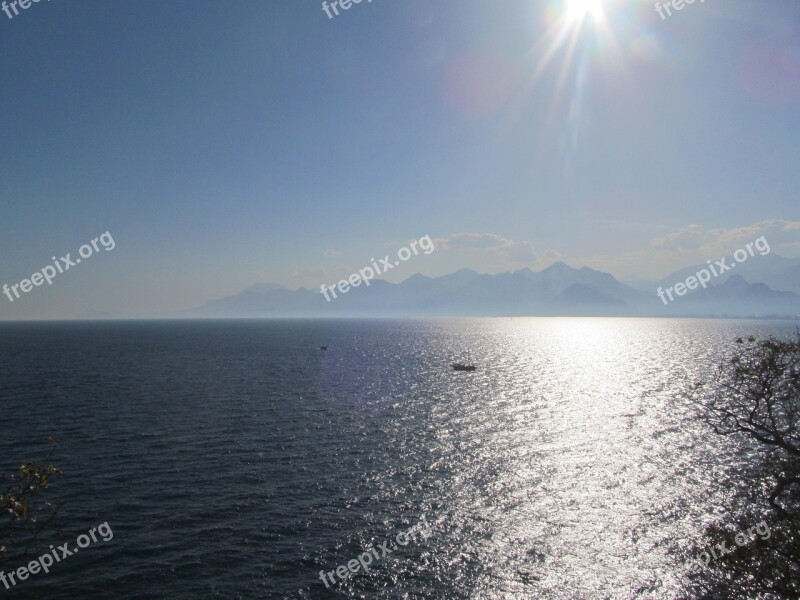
1, 0, 799, 319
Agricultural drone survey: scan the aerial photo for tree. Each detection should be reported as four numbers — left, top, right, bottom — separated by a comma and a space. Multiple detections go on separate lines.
687, 334, 800, 598
0, 438, 63, 564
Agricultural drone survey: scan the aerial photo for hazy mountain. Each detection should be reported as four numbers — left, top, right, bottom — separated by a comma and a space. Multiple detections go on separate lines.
190, 262, 800, 318
657, 274, 800, 317
196, 285, 319, 316
654, 253, 800, 295
548, 283, 629, 315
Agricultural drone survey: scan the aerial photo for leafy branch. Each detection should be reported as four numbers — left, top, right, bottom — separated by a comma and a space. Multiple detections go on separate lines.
0, 438, 63, 564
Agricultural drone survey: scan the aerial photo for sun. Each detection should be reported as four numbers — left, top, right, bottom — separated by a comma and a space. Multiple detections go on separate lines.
565, 0, 605, 23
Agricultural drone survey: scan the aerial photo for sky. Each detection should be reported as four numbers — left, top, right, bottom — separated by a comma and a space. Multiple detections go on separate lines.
1, 0, 799, 319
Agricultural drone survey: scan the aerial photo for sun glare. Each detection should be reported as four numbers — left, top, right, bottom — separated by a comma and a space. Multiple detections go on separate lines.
565, 0, 605, 23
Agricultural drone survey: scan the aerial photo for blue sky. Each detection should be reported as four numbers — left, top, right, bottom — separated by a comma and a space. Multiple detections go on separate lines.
1, 0, 799, 318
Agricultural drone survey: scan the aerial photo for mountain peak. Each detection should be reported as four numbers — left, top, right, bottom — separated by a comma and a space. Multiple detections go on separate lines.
542, 261, 582, 275
244, 282, 287, 294
720, 274, 749, 288
193, 263, 800, 318
544, 261, 572, 271
404, 273, 434, 283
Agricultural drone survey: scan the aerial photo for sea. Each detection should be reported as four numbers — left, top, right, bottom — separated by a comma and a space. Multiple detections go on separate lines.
0, 318, 796, 599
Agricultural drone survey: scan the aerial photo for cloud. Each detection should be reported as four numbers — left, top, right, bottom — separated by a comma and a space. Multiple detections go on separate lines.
582, 219, 800, 280
689, 220, 800, 258
434, 232, 540, 265
502, 240, 538, 263
540, 248, 565, 262
278, 220, 800, 291
650, 224, 711, 251
434, 232, 510, 250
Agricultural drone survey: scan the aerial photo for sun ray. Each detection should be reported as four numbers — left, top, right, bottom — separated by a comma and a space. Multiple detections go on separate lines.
565, 0, 605, 24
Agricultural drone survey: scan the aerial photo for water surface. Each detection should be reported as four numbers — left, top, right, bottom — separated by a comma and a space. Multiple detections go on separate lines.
0, 318, 794, 598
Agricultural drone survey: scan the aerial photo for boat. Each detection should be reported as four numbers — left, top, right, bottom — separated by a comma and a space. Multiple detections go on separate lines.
451, 363, 476, 372
320, 346, 328, 350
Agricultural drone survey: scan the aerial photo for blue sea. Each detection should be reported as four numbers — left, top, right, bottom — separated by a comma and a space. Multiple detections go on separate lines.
0, 318, 796, 599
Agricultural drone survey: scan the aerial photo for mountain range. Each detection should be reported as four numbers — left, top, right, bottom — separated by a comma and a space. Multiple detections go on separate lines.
188, 256, 800, 318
